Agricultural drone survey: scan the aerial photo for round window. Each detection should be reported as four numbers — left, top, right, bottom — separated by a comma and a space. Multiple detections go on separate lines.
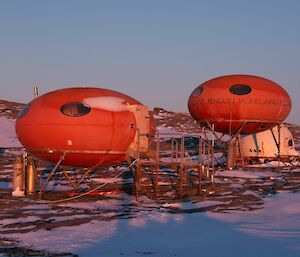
191, 86, 204, 97
229, 84, 252, 95
17, 103, 31, 118
60, 102, 91, 117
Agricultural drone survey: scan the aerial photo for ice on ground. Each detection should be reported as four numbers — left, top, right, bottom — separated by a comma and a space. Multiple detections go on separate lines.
75, 212, 300, 257
2, 191, 300, 256
0, 216, 41, 227
208, 191, 300, 249
248, 161, 300, 167
1, 173, 300, 257
6, 204, 300, 257
43, 181, 75, 191
216, 169, 281, 179
8, 219, 118, 253
21, 203, 51, 210
0, 181, 11, 189
0, 117, 21, 147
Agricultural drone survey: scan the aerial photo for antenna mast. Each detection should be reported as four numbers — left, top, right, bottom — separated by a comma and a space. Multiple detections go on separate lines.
33, 86, 39, 98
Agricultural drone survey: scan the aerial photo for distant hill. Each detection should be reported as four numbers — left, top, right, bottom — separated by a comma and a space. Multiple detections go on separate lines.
0, 100, 24, 119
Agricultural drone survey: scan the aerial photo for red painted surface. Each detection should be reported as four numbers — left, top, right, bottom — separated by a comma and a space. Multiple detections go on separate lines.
188, 75, 291, 134
16, 87, 143, 167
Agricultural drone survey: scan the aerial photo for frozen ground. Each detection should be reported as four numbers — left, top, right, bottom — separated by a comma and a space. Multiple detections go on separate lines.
1, 189, 300, 257
209, 191, 300, 248
1, 159, 300, 257
1, 105, 300, 256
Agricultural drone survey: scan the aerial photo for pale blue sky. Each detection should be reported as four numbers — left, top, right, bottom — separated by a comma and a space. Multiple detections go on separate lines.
0, 0, 299, 124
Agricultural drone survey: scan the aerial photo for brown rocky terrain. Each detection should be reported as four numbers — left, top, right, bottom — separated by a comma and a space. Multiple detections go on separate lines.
0, 100, 24, 119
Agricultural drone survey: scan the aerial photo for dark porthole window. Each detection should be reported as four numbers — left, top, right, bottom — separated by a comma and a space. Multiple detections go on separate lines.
191, 86, 204, 97
288, 139, 293, 147
17, 103, 31, 118
229, 84, 252, 95
60, 102, 91, 117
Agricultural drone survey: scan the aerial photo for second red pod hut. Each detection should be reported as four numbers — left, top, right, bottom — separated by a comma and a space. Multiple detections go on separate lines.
188, 74, 291, 134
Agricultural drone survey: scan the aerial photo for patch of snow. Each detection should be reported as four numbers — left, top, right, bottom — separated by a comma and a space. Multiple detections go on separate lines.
43, 181, 75, 191
0, 117, 22, 147
248, 161, 300, 168
2, 193, 300, 256
163, 201, 215, 210
156, 126, 181, 138
242, 190, 261, 197
216, 169, 280, 179
0, 216, 41, 226
44, 214, 94, 222
11, 187, 24, 197
83, 96, 130, 112
152, 114, 164, 119
287, 168, 300, 173
161, 202, 181, 208
21, 203, 51, 210
7, 219, 118, 253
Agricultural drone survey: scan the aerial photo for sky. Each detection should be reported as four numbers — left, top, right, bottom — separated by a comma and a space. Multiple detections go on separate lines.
0, 0, 299, 124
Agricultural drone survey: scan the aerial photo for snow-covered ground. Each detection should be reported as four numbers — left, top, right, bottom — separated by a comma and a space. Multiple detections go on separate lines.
208, 191, 300, 251
215, 169, 282, 179
1, 105, 300, 256
2, 191, 300, 257
0, 117, 21, 147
